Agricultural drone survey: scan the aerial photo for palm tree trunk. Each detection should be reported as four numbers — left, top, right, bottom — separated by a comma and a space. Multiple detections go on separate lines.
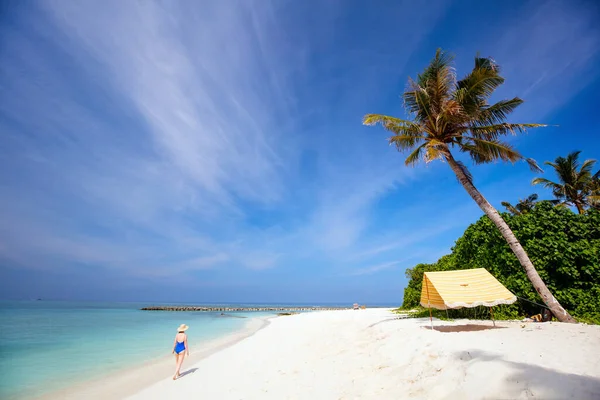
444, 152, 577, 323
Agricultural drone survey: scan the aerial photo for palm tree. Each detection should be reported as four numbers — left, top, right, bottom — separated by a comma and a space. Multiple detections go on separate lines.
532, 151, 599, 214
501, 193, 539, 215
363, 49, 576, 322
590, 176, 600, 210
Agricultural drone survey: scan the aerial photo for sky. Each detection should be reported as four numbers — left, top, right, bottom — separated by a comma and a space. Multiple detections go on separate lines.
1, 0, 599, 304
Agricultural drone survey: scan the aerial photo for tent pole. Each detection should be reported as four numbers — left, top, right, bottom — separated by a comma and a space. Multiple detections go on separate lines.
429, 308, 433, 330
425, 276, 433, 330
490, 306, 496, 327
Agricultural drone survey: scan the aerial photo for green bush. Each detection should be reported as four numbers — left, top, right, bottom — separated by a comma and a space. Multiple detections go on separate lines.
401, 202, 600, 324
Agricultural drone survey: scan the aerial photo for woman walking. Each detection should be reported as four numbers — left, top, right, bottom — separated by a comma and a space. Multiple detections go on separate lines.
172, 324, 189, 380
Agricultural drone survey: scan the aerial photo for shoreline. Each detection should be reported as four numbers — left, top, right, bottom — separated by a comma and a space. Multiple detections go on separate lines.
127, 308, 600, 400
141, 306, 355, 311
30, 309, 600, 399
35, 315, 273, 400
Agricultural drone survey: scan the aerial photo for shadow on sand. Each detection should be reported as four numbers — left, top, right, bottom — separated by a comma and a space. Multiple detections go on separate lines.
423, 324, 506, 333
455, 350, 600, 399
178, 368, 198, 379
368, 317, 404, 328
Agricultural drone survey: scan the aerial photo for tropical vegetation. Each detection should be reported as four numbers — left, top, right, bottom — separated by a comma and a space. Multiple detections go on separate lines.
501, 194, 539, 216
532, 151, 600, 214
399, 201, 600, 324
363, 49, 575, 322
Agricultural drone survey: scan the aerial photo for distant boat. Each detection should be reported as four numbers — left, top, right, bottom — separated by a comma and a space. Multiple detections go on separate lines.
36, 298, 43, 301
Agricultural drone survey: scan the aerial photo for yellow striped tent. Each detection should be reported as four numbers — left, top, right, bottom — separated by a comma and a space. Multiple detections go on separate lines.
420, 268, 516, 310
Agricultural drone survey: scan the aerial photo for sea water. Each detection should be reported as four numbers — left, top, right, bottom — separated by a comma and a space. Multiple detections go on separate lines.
0, 301, 268, 399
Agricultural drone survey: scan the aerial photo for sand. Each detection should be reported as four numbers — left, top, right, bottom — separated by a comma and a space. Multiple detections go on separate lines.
48, 308, 600, 399
120, 308, 600, 400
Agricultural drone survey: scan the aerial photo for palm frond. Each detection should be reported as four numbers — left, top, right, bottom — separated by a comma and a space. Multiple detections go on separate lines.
456, 63, 504, 98
455, 56, 504, 114
388, 134, 426, 151
363, 114, 423, 137
402, 79, 422, 116
419, 49, 456, 115
404, 143, 427, 166
559, 151, 582, 183
424, 145, 446, 163
362, 114, 418, 130
587, 174, 600, 207
404, 50, 456, 126
460, 137, 521, 164
436, 99, 464, 133
526, 193, 539, 203
501, 201, 520, 215
579, 158, 597, 178
532, 177, 563, 192
458, 138, 542, 172
510, 193, 539, 214
416, 49, 455, 88
470, 123, 546, 140
472, 98, 524, 127
525, 158, 543, 173
403, 80, 434, 125
542, 153, 597, 203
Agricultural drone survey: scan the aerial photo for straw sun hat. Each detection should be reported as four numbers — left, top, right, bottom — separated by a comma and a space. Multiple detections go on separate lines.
177, 324, 189, 332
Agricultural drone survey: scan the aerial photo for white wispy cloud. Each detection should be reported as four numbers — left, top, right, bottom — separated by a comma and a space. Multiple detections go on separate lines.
4, 0, 595, 299
240, 252, 282, 271
0, 1, 445, 278
1, 1, 301, 277
348, 260, 403, 276
44, 0, 292, 208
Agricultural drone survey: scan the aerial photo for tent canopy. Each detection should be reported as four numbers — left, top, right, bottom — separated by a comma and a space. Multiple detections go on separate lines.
420, 268, 516, 310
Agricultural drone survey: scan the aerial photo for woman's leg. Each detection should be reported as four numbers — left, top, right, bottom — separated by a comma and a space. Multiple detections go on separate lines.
175, 353, 185, 377
173, 353, 181, 379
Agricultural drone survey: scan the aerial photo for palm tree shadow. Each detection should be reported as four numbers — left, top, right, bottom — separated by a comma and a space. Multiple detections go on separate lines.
178, 368, 198, 379
368, 317, 403, 328
456, 350, 600, 399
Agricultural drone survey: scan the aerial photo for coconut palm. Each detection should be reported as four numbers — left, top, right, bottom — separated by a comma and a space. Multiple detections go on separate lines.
532, 151, 599, 214
590, 176, 600, 210
363, 49, 576, 322
501, 194, 539, 215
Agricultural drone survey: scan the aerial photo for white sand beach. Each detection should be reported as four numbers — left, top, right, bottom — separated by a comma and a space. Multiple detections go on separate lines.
56, 309, 600, 399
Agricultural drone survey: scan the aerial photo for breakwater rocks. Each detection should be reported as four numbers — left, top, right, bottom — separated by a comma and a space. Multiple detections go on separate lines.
140, 306, 351, 312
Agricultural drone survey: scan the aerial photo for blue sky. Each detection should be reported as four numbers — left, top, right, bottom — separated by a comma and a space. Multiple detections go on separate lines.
1, 0, 599, 304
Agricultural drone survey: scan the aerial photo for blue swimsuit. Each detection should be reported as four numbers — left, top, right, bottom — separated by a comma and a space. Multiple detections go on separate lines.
174, 340, 186, 354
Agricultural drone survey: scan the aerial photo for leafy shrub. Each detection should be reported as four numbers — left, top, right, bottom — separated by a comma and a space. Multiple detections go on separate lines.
401, 202, 600, 324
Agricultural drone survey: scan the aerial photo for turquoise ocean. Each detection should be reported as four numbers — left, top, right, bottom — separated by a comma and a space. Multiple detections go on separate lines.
0, 301, 280, 399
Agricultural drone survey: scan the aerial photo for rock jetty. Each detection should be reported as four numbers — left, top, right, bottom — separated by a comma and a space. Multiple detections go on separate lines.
140, 306, 351, 312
